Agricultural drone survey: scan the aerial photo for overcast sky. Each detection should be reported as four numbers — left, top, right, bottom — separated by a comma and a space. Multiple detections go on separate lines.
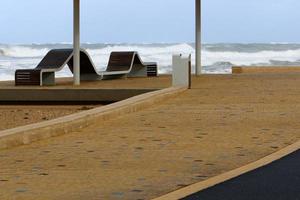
0, 0, 299, 44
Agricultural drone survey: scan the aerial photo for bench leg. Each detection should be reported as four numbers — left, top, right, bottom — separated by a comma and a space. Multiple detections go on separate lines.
128, 64, 148, 78
41, 72, 55, 86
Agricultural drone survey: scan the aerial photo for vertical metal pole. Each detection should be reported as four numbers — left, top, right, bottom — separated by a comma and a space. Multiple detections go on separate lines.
73, 0, 80, 85
195, 0, 201, 75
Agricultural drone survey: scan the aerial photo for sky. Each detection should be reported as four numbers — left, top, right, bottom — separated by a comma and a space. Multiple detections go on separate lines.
0, 0, 300, 44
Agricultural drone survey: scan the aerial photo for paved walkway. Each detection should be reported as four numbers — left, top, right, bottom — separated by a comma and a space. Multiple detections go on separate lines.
1, 74, 300, 200
183, 149, 300, 200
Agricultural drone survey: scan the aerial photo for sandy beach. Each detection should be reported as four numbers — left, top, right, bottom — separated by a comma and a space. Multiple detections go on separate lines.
0, 105, 96, 131
0, 74, 300, 200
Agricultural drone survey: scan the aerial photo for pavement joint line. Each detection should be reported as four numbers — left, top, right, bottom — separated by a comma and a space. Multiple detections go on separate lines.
0, 86, 187, 150
152, 139, 300, 200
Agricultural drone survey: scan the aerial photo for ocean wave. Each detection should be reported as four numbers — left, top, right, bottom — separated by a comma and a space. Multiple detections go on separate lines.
2, 43, 300, 66
0, 45, 49, 58
0, 73, 14, 81
1, 43, 300, 81
203, 49, 300, 66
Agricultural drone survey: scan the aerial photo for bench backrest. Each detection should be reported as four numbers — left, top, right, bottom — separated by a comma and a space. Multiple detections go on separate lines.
106, 52, 135, 72
36, 49, 73, 69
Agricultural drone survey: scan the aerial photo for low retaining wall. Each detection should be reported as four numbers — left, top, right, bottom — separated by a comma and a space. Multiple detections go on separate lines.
0, 88, 157, 103
232, 66, 300, 74
0, 86, 187, 150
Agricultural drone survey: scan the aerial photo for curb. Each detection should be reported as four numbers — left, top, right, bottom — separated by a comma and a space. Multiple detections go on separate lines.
0, 86, 187, 150
152, 139, 300, 200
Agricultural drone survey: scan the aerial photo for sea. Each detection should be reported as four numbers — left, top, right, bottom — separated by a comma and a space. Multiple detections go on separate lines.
1, 43, 300, 81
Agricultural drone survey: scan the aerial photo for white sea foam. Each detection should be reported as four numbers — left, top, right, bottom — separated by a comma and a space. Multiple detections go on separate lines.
1, 43, 300, 81
0, 73, 13, 81
203, 49, 300, 66
0, 45, 49, 58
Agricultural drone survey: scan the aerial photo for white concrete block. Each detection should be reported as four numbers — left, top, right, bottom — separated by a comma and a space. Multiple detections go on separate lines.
172, 54, 191, 88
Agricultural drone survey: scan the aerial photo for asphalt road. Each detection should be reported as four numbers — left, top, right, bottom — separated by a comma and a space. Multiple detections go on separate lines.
183, 150, 300, 200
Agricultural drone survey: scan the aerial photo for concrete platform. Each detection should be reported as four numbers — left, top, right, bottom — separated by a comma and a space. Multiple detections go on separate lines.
1, 73, 300, 200
0, 88, 159, 103
0, 76, 171, 103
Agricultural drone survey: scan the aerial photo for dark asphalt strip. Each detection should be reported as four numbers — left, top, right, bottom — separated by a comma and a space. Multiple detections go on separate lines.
182, 150, 300, 200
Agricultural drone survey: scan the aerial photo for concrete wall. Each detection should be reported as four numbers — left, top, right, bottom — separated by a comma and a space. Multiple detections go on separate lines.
172, 54, 191, 88
0, 89, 157, 103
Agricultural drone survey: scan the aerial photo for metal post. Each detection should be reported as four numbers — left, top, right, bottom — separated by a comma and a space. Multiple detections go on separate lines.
73, 0, 80, 85
195, 0, 201, 75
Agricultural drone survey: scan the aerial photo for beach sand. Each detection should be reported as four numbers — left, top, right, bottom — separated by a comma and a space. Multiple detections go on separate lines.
0, 74, 300, 200
0, 105, 96, 131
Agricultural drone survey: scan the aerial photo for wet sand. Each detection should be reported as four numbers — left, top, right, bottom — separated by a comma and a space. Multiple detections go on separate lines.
0, 105, 96, 131
0, 74, 300, 200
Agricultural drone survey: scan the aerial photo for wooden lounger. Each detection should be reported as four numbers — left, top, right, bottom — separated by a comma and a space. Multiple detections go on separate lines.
68, 51, 136, 81
15, 49, 73, 86
15, 49, 158, 86
68, 51, 158, 80
128, 54, 158, 77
